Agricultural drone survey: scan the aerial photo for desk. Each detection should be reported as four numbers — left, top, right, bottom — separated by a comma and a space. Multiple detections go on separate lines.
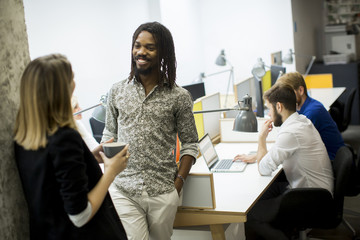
174, 142, 281, 240
308, 87, 346, 110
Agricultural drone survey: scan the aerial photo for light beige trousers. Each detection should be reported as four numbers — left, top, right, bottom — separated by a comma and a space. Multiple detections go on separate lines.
109, 184, 179, 240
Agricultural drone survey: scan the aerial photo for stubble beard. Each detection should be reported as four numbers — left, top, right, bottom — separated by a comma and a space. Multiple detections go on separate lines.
273, 109, 283, 127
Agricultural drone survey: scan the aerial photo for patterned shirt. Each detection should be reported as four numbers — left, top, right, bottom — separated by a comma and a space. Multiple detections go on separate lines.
102, 78, 199, 197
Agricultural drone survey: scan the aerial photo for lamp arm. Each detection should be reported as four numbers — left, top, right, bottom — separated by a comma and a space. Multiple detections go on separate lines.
194, 106, 249, 114
225, 58, 233, 68
224, 67, 234, 108
203, 68, 232, 78
73, 103, 102, 116
304, 56, 316, 77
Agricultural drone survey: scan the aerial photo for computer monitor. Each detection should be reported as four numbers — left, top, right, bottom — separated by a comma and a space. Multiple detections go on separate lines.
182, 82, 206, 101
253, 75, 264, 117
270, 65, 286, 86
234, 77, 253, 103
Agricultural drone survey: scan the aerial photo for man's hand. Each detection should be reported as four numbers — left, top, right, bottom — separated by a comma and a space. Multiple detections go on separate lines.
256, 120, 272, 165
175, 155, 194, 195
233, 154, 256, 163
259, 119, 273, 140
174, 177, 184, 195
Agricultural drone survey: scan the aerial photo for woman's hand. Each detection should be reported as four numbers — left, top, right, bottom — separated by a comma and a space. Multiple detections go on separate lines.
99, 145, 129, 179
92, 138, 114, 163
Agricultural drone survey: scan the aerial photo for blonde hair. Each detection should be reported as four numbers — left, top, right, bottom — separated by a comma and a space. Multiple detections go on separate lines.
276, 72, 308, 96
14, 54, 76, 150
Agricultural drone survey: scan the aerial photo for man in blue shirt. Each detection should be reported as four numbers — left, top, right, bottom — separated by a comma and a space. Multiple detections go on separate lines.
276, 72, 344, 160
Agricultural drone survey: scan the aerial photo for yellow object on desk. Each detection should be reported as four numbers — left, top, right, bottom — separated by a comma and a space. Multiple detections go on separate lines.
193, 101, 205, 139
304, 73, 333, 89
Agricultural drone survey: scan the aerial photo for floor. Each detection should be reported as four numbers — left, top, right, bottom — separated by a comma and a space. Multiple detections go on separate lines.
308, 125, 360, 240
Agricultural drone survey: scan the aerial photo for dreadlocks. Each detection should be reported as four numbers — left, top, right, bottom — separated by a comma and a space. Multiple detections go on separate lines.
128, 22, 177, 88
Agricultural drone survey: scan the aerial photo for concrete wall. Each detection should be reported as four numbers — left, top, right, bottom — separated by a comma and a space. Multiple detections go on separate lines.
0, 0, 30, 239
291, 0, 325, 73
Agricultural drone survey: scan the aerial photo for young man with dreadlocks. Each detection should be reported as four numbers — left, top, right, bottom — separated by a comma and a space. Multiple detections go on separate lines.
101, 22, 198, 240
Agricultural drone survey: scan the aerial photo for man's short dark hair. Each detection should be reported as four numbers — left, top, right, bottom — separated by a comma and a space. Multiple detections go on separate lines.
263, 84, 297, 112
129, 21, 177, 88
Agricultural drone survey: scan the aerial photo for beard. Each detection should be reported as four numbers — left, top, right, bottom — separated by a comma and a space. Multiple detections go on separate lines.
135, 65, 153, 76
273, 109, 283, 127
133, 55, 156, 76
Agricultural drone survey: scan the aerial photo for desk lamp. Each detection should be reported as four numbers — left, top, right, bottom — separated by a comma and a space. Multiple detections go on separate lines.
199, 49, 235, 108
282, 49, 316, 77
251, 58, 285, 80
250, 59, 270, 118
74, 94, 257, 132
194, 94, 257, 132
73, 94, 107, 123
252, 58, 267, 79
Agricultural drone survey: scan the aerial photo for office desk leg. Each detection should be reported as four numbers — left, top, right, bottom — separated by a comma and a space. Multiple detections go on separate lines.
210, 224, 226, 240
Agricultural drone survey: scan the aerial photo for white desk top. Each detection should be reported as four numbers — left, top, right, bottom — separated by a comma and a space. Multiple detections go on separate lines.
188, 142, 280, 214
308, 87, 345, 110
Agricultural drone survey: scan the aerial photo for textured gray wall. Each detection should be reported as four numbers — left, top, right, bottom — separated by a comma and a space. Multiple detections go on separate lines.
0, 0, 30, 239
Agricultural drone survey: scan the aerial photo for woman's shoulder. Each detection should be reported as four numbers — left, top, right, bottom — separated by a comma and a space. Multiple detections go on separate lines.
49, 127, 82, 147
53, 126, 79, 137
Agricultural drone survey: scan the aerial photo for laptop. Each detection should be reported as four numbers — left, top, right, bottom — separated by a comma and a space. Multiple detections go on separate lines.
198, 133, 247, 172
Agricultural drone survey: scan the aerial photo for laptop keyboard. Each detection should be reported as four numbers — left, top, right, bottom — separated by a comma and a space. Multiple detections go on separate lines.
215, 159, 233, 169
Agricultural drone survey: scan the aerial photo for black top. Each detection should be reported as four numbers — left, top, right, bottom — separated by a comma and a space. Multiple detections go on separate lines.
15, 127, 127, 240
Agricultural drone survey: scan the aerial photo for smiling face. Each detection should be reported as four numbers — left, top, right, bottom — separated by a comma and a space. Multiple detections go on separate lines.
132, 31, 158, 76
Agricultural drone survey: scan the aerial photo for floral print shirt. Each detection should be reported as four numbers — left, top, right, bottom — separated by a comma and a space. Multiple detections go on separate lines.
102, 78, 199, 197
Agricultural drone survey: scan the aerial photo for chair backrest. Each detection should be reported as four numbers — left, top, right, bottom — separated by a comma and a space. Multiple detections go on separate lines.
332, 145, 354, 217
330, 88, 356, 132
346, 146, 360, 196
274, 145, 354, 230
341, 88, 356, 131
89, 117, 105, 143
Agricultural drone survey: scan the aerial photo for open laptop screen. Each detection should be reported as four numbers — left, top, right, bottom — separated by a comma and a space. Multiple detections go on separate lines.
198, 134, 218, 168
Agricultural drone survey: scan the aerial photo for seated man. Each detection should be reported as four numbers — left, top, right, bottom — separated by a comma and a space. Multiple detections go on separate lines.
245, 84, 334, 240
234, 72, 344, 162
276, 72, 344, 160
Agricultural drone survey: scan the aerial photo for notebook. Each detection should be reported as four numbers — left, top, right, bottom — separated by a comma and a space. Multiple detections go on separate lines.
198, 133, 247, 172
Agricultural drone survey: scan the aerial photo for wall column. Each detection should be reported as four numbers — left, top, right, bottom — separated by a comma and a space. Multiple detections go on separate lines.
0, 0, 30, 239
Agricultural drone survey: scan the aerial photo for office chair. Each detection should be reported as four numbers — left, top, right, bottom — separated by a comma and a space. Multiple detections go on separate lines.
342, 146, 360, 239
330, 88, 356, 132
274, 145, 354, 240
89, 117, 105, 143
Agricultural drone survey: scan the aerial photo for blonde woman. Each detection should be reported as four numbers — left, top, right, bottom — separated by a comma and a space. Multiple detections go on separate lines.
14, 54, 128, 240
